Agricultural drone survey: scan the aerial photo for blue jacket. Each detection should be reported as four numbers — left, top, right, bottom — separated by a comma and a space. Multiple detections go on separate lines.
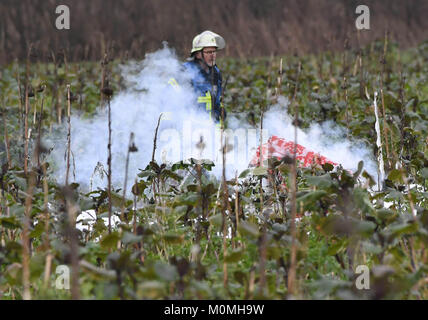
183, 59, 226, 122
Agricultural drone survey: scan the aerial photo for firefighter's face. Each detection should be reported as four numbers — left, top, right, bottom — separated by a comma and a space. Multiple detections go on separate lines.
201, 46, 217, 66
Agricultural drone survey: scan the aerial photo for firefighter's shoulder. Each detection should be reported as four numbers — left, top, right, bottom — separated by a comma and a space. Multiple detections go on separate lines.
183, 60, 198, 72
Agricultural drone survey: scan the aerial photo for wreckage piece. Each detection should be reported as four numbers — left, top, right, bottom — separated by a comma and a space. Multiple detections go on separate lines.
249, 135, 338, 168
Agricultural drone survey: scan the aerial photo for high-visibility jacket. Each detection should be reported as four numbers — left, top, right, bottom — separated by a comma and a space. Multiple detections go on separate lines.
183, 60, 226, 123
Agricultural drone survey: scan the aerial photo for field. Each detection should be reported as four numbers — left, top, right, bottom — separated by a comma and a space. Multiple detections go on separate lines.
0, 38, 427, 300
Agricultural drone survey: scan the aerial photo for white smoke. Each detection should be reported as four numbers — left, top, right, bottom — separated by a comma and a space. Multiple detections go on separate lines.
46, 44, 254, 191
262, 96, 378, 179
45, 44, 377, 194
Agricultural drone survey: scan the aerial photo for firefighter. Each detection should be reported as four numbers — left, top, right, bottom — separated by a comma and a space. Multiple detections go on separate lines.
183, 30, 226, 124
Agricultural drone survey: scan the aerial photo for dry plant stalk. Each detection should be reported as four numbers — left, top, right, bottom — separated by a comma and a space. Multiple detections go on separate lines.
2, 102, 11, 169
234, 171, 239, 233
221, 153, 228, 288
194, 136, 205, 247
356, 30, 366, 99
43, 252, 53, 289
22, 45, 35, 176
42, 163, 50, 249
343, 76, 349, 134
101, 76, 114, 235
107, 90, 112, 234
121, 132, 136, 222
270, 58, 285, 218
65, 85, 72, 185
317, 53, 324, 82
22, 169, 36, 300
32, 89, 37, 125
202, 181, 223, 262
15, 62, 23, 118
397, 57, 408, 162
287, 61, 302, 296
100, 52, 108, 107
36, 86, 45, 167
257, 101, 267, 295
151, 113, 163, 204
258, 203, 268, 296
220, 105, 230, 289
358, 52, 365, 99
23, 85, 29, 175
152, 113, 163, 163
379, 31, 391, 168
275, 58, 283, 97
268, 172, 283, 218
389, 129, 416, 218
63, 48, 69, 76
50, 51, 61, 125
133, 177, 138, 235
15, 62, 24, 141
342, 37, 349, 76
64, 188, 81, 299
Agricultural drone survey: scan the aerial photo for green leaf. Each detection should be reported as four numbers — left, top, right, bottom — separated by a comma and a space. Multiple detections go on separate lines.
190, 158, 215, 170
278, 164, 290, 175
253, 166, 267, 176
162, 232, 184, 244
375, 208, 397, 223
202, 183, 216, 196
353, 161, 364, 179
362, 171, 376, 187
138, 281, 166, 299
209, 214, 223, 228
181, 193, 199, 205
239, 169, 251, 178
354, 220, 376, 236
238, 221, 259, 238
322, 163, 334, 172
110, 192, 125, 207
100, 231, 120, 249
388, 169, 403, 183
30, 253, 45, 280
387, 190, 404, 201
160, 169, 182, 182
79, 197, 95, 211
296, 190, 328, 211
186, 184, 198, 192
305, 174, 333, 189
11, 175, 27, 190
233, 271, 247, 285
361, 241, 383, 254
353, 187, 375, 214
149, 161, 160, 173
421, 168, 428, 179
225, 248, 244, 263
137, 170, 156, 178
0, 216, 21, 229
372, 265, 395, 278
171, 161, 189, 171
267, 244, 283, 259
388, 220, 419, 236
121, 232, 142, 245
154, 262, 178, 281
30, 221, 45, 238
132, 180, 147, 196
327, 238, 348, 255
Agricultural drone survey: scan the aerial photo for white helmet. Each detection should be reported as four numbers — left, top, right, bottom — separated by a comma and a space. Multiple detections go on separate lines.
191, 30, 226, 54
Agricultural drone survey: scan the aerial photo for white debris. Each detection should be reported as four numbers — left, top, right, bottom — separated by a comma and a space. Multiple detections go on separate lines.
76, 210, 121, 232
373, 91, 385, 190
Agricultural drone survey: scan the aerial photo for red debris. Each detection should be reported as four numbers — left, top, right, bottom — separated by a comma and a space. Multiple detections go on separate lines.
250, 135, 338, 168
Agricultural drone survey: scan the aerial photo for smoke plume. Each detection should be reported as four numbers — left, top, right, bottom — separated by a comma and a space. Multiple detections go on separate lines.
46, 44, 377, 193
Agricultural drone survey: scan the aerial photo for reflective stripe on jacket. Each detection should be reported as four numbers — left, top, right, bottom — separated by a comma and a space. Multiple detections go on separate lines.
183, 60, 225, 122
